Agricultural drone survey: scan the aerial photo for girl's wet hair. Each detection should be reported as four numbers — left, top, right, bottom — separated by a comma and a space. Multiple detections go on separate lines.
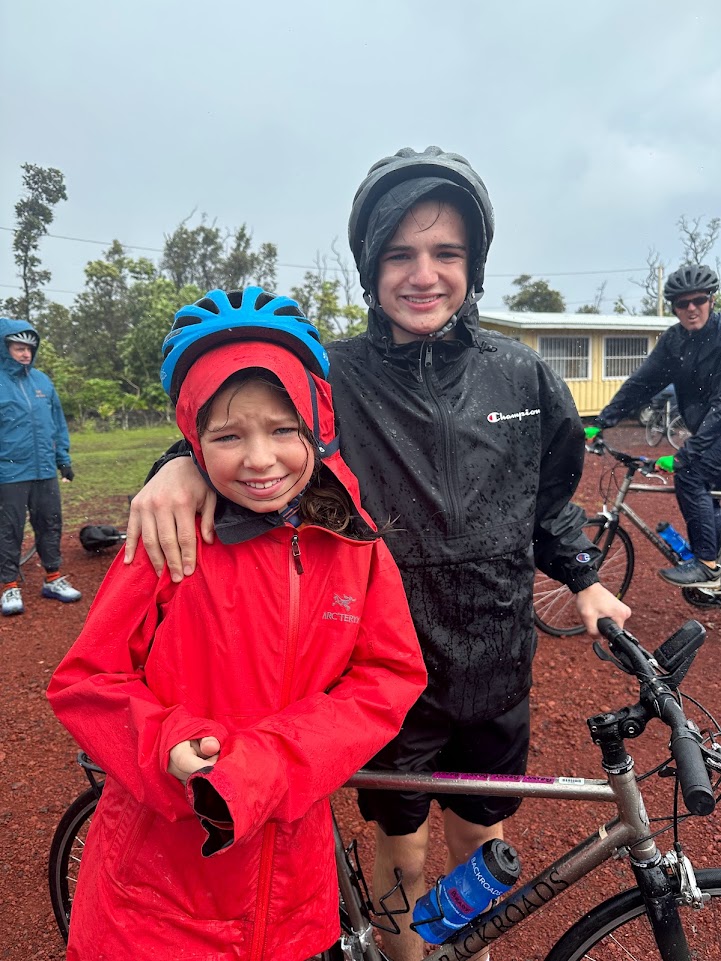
196, 368, 372, 537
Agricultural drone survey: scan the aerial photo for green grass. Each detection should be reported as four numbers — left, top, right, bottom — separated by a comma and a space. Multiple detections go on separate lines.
61, 425, 182, 528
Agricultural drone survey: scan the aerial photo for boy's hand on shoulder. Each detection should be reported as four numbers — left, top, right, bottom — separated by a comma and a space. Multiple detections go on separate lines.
168, 736, 221, 783
125, 456, 216, 582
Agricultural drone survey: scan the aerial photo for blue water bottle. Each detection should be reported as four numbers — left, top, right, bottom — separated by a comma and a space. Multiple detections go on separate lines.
656, 522, 694, 561
412, 839, 521, 944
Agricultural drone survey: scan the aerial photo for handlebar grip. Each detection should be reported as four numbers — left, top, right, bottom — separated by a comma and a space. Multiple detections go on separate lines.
597, 618, 625, 642
670, 727, 715, 816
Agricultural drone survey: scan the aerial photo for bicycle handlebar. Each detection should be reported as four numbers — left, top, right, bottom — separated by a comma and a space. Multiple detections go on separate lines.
597, 618, 716, 816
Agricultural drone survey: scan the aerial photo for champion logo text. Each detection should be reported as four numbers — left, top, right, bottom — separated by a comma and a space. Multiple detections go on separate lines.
487, 408, 541, 424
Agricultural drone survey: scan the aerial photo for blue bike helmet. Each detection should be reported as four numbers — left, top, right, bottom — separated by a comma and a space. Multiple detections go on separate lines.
160, 287, 329, 403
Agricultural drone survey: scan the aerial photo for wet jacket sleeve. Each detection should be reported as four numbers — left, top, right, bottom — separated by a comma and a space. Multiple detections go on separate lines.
596, 333, 675, 428
186, 540, 426, 856
678, 386, 721, 462
49, 382, 71, 467
532, 366, 601, 593
145, 438, 192, 482
46, 548, 228, 821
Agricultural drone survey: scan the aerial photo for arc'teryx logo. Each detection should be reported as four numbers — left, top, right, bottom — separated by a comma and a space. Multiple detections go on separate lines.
323, 593, 360, 623
487, 408, 541, 424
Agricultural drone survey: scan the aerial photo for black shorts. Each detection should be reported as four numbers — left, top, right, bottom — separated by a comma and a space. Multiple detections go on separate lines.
357, 695, 530, 836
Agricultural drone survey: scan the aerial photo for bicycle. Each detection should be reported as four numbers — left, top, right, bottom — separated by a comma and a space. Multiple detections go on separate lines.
644, 395, 690, 452
49, 617, 721, 960
532, 437, 721, 637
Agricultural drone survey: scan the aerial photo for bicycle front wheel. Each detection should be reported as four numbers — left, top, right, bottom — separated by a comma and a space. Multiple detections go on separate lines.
645, 411, 666, 447
48, 787, 100, 942
533, 519, 634, 637
545, 868, 721, 961
667, 414, 691, 451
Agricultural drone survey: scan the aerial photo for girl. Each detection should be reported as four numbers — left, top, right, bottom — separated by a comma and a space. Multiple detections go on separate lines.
47, 287, 426, 961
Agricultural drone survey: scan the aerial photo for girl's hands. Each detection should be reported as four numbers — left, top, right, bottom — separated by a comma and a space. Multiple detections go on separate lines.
168, 736, 221, 783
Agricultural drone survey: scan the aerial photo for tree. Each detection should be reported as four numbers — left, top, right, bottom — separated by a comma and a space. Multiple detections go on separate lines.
161, 216, 278, 293
9, 163, 67, 320
677, 215, 720, 266
503, 275, 565, 312
576, 282, 607, 314
120, 278, 202, 420
70, 241, 156, 379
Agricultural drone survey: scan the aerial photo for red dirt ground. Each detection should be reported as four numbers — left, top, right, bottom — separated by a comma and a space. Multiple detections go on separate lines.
2, 424, 720, 960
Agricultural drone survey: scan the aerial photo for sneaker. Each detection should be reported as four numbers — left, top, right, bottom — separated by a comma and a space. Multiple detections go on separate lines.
41, 576, 82, 603
1, 586, 24, 616
659, 559, 721, 589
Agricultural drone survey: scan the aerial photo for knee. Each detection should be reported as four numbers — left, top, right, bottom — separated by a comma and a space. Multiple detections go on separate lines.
375, 824, 429, 885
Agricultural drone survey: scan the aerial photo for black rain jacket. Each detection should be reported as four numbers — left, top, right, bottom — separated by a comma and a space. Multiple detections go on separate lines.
153, 307, 599, 721
597, 312, 721, 466
324, 307, 599, 721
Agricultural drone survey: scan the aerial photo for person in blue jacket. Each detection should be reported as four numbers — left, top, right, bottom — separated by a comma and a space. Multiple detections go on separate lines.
0, 317, 81, 615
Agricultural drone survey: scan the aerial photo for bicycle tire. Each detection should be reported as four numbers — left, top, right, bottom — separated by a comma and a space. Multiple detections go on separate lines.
20, 542, 37, 566
48, 787, 101, 942
533, 519, 634, 637
667, 413, 691, 451
544, 867, 721, 961
645, 410, 666, 447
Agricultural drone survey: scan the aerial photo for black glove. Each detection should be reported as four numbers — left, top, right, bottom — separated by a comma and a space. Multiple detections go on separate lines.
59, 464, 75, 481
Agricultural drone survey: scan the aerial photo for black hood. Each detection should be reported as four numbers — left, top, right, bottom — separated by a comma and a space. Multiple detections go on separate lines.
358, 177, 488, 299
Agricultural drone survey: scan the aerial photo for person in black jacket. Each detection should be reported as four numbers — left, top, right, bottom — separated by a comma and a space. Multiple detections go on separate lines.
595, 263, 721, 590
126, 147, 630, 961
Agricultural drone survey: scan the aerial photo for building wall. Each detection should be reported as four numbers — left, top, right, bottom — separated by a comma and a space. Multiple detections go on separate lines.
479, 321, 664, 416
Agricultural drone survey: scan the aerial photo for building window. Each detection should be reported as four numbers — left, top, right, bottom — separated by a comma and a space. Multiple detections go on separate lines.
603, 336, 649, 379
538, 336, 590, 380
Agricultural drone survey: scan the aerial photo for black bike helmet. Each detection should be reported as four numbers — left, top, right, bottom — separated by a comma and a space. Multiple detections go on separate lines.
348, 146, 495, 297
664, 264, 719, 302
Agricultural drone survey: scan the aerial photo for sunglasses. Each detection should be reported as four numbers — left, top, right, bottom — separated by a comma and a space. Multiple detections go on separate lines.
674, 294, 711, 310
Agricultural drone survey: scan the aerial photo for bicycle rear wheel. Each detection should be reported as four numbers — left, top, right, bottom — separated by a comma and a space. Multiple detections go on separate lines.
20, 525, 36, 567
645, 411, 666, 447
545, 868, 721, 961
667, 413, 691, 451
48, 787, 100, 942
533, 518, 634, 637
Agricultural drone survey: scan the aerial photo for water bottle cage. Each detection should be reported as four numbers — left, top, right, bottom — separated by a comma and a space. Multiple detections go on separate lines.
342, 838, 410, 934
409, 876, 449, 934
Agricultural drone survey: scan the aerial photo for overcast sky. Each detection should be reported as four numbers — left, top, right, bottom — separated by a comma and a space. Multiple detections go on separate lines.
2, 0, 720, 317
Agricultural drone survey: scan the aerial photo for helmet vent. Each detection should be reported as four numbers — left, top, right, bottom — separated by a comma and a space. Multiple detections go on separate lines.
254, 291, 275, 309
195, 297, 220, 315
172, 316, 203, 330
227, 290, 244, 309
274, 305, 305, 318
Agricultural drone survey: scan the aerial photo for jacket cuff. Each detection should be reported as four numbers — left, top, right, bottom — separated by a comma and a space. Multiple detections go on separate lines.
565, 568, 601, 594
187, 771, 234, 856
145, 441, 192, 483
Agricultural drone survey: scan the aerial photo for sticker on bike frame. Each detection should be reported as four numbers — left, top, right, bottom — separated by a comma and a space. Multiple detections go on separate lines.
558, 776, 586, 785
432, 772, 556, 784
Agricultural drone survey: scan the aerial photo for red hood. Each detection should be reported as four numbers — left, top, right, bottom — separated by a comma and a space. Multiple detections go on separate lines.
175, 341, 368, 521
176, 342, 335, 470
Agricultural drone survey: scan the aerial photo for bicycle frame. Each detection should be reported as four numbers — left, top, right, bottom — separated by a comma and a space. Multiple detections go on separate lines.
597, 463, 721, 565
346, 763, 663, 960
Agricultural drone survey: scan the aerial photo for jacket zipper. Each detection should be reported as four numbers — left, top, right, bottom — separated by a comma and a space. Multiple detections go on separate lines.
249, 533, 303, 961
248, 823, 277, 961
420, 340, 464, 536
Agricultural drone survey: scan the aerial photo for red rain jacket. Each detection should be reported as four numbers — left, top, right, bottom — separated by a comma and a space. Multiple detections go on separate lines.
48, 343, 425, 961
